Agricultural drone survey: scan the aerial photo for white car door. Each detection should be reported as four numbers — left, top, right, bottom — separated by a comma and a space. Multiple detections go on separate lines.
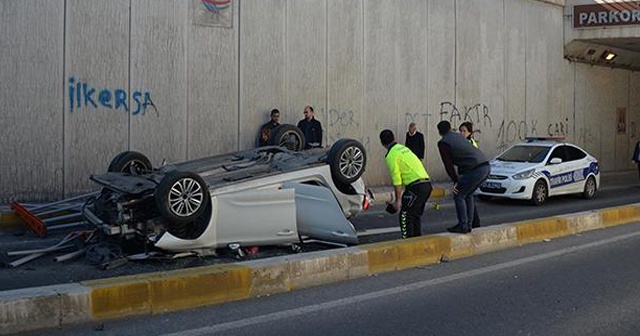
564, 145, 589, 193
542, 146, 573, 196
153, 188, 298, 252
284, 182, 359, 245
214, 188, 299, 246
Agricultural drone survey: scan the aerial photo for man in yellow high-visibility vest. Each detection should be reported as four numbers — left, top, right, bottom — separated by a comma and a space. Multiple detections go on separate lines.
380, 129, 433, 238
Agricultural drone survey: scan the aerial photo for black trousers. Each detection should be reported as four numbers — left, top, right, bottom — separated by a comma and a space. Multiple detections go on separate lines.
399, 181, 432, 238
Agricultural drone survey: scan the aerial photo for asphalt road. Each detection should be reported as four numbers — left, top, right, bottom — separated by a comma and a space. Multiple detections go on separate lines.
22, 220, 640, 336
1, 171, 638, 291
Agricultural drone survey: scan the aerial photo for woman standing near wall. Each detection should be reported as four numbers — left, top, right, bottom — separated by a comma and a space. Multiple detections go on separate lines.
459, 122, 481, 228
633, 139, 640, 183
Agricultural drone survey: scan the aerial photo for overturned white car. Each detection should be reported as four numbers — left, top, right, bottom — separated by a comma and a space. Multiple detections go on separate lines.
83, 126, 368, 255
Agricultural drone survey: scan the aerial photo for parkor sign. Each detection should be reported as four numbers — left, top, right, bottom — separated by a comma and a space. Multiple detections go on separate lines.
573, 2, 640, 28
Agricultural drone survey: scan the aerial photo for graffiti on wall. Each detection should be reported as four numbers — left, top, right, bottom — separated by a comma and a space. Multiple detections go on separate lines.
547, 118, 570, 137
438, 102, 493, 129
328, 108, 359, 127
314, 102, 597, 157
578, 127, 596, 145
68, 77, 156, 115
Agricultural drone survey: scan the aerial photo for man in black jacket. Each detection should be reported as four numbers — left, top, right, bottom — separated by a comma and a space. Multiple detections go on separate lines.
437, 120, 490, 234
405, 122, 425, 160
297, 106, 323, 149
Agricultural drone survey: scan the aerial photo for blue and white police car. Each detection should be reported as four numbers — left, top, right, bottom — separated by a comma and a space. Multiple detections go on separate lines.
477, 137, 600, 205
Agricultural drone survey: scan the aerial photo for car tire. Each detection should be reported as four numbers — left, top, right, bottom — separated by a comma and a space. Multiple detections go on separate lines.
155, 171, 211, 229
268, 124, 306, 151
531, 179, 548, 206
582, 176, 597, 199
108, 151, 152, 175
327, 139, 367, 185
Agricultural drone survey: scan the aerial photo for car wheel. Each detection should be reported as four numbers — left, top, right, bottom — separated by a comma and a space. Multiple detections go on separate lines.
155, 171, 210, 228
327, 139, 367, 184
478, 195, 492, 202
582, 176, 597, 199
531, 179, 548, 206
268, 124, 305, 151
108, 151, 152, 175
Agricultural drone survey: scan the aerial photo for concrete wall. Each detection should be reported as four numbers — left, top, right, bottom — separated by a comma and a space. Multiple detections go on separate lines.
0, 1, 64, 201
1, 0, 637, 202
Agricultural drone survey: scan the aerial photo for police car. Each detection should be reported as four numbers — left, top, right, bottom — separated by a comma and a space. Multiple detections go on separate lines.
476, 137, 600, 205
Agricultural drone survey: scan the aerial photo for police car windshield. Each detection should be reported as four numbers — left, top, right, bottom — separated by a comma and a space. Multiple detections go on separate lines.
497, 145, 550, 163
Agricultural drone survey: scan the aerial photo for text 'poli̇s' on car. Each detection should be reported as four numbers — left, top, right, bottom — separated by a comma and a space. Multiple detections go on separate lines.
476, 136, 600, 206
82, 124, 370, 256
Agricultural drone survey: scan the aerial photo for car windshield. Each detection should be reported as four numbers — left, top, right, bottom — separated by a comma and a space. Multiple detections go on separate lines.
496, 145, 550, 163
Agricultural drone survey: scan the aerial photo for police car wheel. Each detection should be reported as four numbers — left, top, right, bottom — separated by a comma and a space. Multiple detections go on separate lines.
582, 176, 596, 199
531, 179, 548, 206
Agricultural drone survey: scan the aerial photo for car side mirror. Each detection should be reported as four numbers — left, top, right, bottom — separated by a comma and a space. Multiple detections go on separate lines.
549, 157, 562, 165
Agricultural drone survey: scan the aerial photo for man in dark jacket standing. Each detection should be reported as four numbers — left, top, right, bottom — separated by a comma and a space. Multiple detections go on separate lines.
405, 122, 425, 160
633, 139, 640, 183
437, 120, 490, 234
297, 106, 323, 149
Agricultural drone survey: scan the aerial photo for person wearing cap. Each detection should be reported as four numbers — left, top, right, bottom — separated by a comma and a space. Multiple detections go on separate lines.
380, 129, 433, 239
437, 120, 490, 234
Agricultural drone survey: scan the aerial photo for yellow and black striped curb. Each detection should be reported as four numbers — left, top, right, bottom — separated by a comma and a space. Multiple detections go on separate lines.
1, 203, 639, 335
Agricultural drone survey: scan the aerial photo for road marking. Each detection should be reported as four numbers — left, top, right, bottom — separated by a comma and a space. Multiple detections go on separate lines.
160, 229, 640, 336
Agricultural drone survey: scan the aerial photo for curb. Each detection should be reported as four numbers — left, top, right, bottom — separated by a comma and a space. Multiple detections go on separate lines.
1, 203, 639, 334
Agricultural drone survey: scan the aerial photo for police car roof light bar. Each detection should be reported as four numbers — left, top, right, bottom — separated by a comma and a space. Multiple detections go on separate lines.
524, 136, 566, 142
